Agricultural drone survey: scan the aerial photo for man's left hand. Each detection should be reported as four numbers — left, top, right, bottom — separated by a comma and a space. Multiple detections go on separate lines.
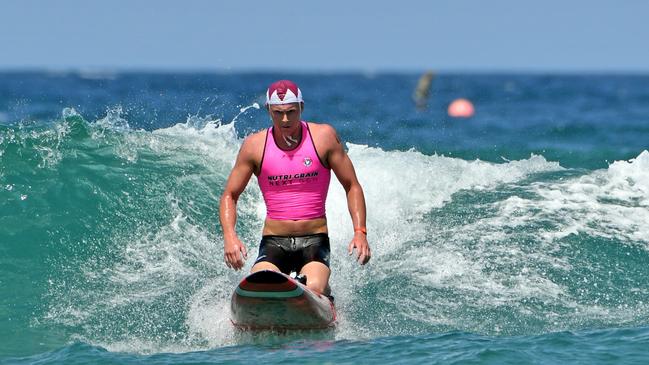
348, 232, 371, 265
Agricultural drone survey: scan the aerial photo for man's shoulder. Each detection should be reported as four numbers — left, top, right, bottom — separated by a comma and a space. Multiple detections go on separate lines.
243, 129, 268, 144
306, 122, 337, 140
239, 129, 268, 158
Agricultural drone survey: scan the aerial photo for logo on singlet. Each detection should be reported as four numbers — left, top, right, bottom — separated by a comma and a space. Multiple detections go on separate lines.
303, 157, 312, 167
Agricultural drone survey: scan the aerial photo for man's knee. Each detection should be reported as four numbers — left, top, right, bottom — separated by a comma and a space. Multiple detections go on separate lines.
301, 261, 331, 295
251, 261, 280, 273
306, 281, 331, 296
305, 279, 328, 295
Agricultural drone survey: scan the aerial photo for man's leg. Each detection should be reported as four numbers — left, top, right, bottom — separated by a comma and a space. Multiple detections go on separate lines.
300, 261, 331, 295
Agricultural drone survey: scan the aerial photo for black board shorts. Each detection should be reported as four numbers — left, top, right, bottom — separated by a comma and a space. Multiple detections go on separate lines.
254, 233, 331, 274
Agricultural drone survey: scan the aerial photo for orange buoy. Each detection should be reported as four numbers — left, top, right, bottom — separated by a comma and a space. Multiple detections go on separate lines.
448, 98, 475, 118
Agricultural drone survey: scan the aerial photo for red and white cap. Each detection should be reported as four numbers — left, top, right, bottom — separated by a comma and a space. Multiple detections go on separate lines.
265, 80, 303, 105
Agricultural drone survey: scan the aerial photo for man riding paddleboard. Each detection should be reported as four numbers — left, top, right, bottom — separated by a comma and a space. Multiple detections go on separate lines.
220, 80, 371, 296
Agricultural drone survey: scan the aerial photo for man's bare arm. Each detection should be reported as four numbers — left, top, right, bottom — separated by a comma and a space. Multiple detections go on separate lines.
219, 138, 256, 270
323, 125, 371, 265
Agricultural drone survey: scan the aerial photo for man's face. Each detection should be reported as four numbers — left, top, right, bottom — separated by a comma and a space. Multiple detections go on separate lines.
268, 103, 302, 132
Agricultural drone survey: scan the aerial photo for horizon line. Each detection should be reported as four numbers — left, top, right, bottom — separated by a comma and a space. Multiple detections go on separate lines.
2, 66, 649, 76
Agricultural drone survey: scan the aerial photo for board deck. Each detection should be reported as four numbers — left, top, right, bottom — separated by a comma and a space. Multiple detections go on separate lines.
230, 270, 336, 330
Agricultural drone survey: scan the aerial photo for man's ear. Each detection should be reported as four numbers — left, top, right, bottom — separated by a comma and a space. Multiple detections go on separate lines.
300, 102, 305, 112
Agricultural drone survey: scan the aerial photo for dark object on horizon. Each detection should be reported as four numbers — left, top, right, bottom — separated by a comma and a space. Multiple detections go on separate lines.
413, 71, 435, 110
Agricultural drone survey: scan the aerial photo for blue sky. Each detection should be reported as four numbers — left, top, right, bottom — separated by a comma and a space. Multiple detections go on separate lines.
1, 0, 648, 72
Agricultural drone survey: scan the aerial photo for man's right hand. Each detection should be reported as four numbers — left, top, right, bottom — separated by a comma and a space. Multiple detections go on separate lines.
224, 237, 248, 270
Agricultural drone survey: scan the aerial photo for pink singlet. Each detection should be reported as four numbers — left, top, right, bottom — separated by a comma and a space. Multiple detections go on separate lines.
258, 121, 331, 220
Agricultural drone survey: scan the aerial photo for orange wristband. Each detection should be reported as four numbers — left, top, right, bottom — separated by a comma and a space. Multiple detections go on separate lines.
354, 227, 367, 235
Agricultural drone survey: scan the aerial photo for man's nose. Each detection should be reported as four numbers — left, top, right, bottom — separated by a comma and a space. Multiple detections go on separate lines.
281, 113, 289, 122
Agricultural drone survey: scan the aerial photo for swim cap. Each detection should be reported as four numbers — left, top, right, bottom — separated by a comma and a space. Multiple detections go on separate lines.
266, 80, 303, 105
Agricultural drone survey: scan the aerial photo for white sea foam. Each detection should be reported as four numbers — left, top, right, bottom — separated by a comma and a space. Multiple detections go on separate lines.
325, 145, 562, 257
383, 150, 649, 335
493, 150, 649, 245
320, 144, 565, 338
126, 123, 565, 346
0, 108, 77, 169
49, 117, 648, 352
44, 116, 263, 353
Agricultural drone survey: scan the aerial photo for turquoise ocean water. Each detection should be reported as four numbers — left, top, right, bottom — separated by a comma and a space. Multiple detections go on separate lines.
1, 72, 649, 364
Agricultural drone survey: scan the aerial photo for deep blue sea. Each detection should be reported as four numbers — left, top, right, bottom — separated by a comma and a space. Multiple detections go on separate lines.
1, 71, 649, 364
